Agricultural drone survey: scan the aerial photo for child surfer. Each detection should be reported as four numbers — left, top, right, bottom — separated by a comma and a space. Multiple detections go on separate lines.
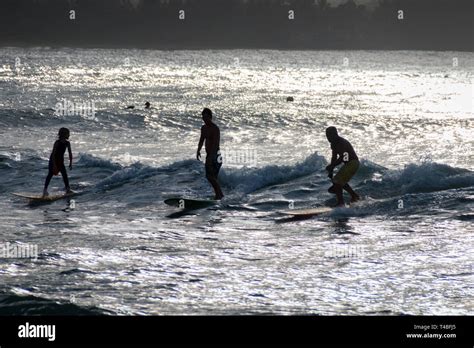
43, 127, 73, 197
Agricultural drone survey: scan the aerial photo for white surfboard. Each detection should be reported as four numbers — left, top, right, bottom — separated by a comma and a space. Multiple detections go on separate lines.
12, 191, 76, 202
279, 206, 333, 217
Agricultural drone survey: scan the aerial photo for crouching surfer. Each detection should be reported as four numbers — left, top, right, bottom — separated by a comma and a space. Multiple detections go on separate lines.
325, 126, 360, 206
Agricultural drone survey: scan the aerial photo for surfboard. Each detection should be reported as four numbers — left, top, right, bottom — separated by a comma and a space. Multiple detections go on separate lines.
279, 206, 333, 217
164, 197, 217, 209
12, 191, 76, 202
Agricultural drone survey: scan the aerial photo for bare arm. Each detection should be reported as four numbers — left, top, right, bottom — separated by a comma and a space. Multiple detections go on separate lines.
52, 141, 59, 169
326, 147, 342, 177
331, 151, 343, 167
196, 127, 205, 161
51, 141, 58, 158
68, 142, 73, 169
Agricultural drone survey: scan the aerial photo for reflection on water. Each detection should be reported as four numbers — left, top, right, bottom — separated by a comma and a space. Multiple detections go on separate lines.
0, 48, 472, 315
330, 218, 358, 235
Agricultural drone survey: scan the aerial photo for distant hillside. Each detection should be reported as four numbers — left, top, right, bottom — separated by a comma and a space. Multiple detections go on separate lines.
0, 0, 472, 51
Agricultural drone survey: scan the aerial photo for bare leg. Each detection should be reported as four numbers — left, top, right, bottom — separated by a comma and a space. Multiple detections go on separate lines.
59, 165, 71, 192
205, 159, 224, 200
334, 184, 345, 206
43, 172, 53, 196
343, 183, 360, 202
207, 176, 224, 200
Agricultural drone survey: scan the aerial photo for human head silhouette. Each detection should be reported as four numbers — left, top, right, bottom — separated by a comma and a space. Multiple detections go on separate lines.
326, 126, 338, 143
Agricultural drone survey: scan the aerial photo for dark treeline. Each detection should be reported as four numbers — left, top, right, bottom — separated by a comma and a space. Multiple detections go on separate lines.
0, 0, 472, 51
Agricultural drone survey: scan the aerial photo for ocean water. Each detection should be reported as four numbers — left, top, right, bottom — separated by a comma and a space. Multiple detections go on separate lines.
0, 48, 473, 315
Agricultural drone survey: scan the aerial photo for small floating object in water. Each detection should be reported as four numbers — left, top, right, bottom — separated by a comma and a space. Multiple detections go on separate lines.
286, 96, 294, 102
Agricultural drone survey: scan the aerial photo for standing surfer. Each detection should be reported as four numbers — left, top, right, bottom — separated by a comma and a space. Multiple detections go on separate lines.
43, 127, 73, 197
196, 108, 224, 200
325, 126, 360, 206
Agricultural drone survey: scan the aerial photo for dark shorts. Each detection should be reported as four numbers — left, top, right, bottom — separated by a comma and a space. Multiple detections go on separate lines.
205, 155, 222, 178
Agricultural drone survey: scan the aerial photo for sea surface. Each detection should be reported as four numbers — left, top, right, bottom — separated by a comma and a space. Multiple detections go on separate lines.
0, 48, 473, 315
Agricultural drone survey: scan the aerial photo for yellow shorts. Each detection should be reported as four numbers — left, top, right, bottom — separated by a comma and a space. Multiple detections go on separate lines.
333, 160, 359, 186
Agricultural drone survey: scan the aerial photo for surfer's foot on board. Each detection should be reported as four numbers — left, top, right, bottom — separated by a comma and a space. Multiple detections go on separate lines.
350, 194, 360, 203
42, 190, 49, 197
214, 194, 224, 200
65, 187, 73, 194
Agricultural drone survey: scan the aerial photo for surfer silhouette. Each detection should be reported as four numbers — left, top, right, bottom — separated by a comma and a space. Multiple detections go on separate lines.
196, 108, 224, 200
325, 126, 360, 206
43, 127, 73, 197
